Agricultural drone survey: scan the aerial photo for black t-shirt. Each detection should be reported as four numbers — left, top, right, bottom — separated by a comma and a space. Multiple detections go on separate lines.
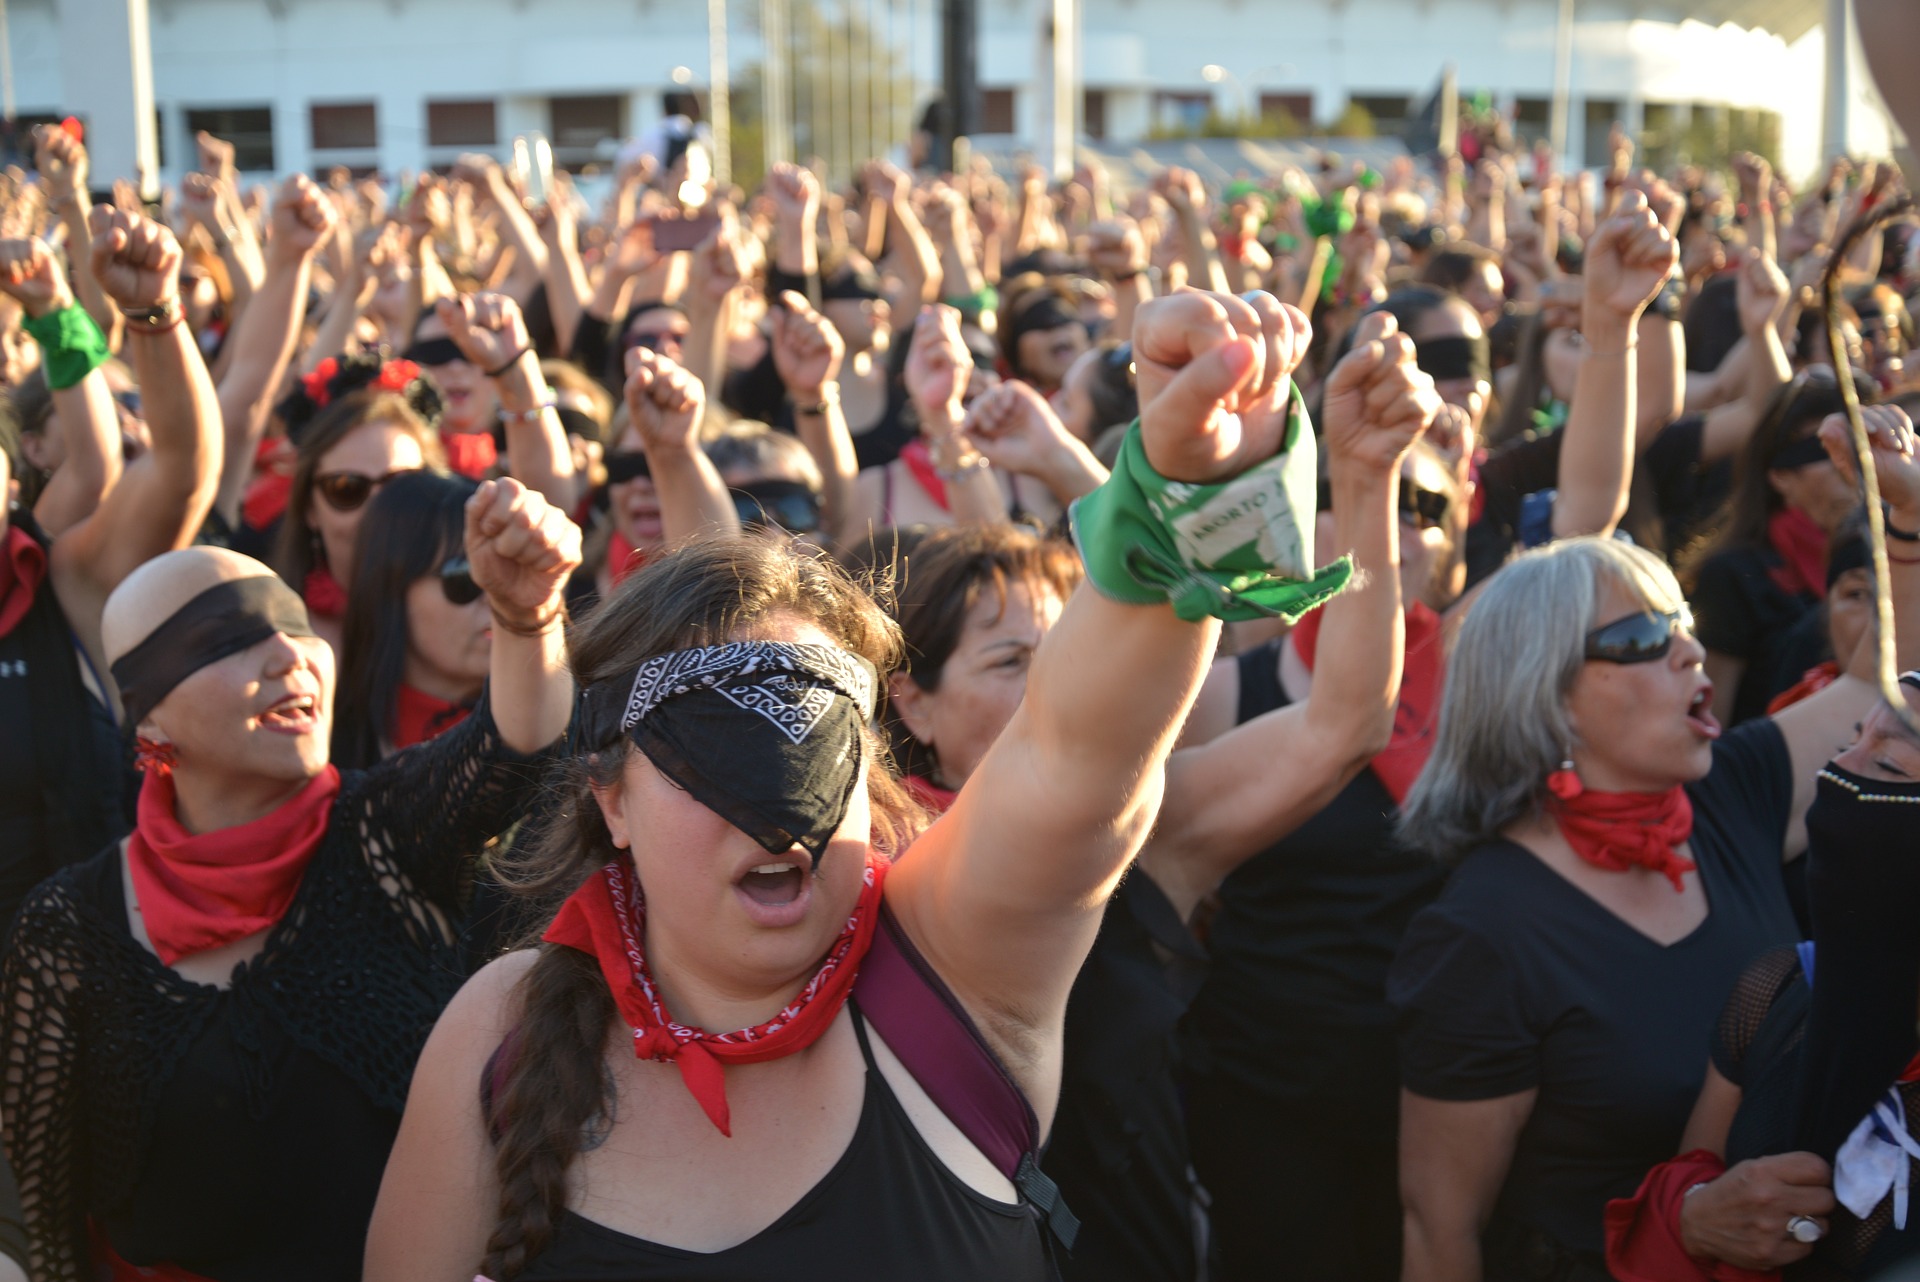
1182, 641, 1447, 1107
1387, 719, 1800, 1258
1689, 544, 1820, 725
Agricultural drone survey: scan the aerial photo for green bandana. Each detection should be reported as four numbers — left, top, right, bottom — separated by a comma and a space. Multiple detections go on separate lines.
22, 304, 111, 391
1070, 381, 1353, 623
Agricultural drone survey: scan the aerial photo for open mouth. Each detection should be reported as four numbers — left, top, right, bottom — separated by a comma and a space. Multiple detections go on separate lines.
1686, 687, 1721, 739
738, 859, 806, 907
259, 693, 317, 734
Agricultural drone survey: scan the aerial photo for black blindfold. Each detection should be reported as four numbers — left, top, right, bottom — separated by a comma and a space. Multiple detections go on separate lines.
1415, 335, 1491, 387
575, 641, 878, 865
403, 336, 467, 368
111, 576, 316, 729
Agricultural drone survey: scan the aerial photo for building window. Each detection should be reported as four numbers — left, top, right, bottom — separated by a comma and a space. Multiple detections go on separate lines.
427, 100, 497, 148
549, 95, 624, 161
981, 89, 1016, 134
1259, 92, 1313, 130
1513, 97, 1551, 145
183, 106, 274, 171
1154, 91, 1212, 134
1348, 94, 1411, 136
311, 102, 377, 152
1583, 99, 1622, 168
1083, 90, 1106, 141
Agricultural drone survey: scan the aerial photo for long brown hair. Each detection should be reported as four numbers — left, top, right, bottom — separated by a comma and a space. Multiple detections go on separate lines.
271, 389, 445, 588
480, 538, 924, 1280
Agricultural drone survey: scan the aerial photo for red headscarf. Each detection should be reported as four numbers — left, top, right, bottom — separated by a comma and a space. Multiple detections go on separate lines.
126, 766, 342, 965
543, 855, 888, 1136
1291, 601, 1446, 804
0, 525, 48, 638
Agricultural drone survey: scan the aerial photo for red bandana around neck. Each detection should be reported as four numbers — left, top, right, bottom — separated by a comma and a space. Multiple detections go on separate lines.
1292, 601, 1445, 804
1766, 506, 1829, 599
898, 439, 951, 513
1547, 775, 1696, 893
607, 530, 654, 586
441, 430, 499, 481
543, 854, 888, 1136
390, 683, 472, 751
0, 525, 48, 638
303, 565, 347, 619
127, 765, 342, 965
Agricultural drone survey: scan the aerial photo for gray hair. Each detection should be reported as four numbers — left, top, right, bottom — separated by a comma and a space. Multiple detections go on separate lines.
1398, 536, 1687, 863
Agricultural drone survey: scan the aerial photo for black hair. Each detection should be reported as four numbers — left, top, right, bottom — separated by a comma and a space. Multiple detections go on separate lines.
332, 470, 479, 768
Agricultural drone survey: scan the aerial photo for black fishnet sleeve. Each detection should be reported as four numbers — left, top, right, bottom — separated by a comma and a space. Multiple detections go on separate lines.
1, 884, 89, 1282
347, 692, 560, 914
1711, 945, 1803, 1088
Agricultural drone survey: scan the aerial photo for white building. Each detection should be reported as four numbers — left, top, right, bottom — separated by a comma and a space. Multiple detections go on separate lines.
7, 0, 1893, 187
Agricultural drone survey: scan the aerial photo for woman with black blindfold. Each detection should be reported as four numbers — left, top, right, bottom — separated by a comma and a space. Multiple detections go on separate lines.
333, 470, 487, 769
365, 288, 1323, 1282
1388, 404, 1920, 1282
1607, 676, 1920, 1282
1, 477, 579, 1282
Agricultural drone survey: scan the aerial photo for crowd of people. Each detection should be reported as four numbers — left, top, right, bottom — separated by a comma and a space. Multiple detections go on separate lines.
1, 96, 1919, 1282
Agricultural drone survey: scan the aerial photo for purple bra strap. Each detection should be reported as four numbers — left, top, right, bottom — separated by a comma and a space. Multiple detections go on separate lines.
852, 903, 1036, 1181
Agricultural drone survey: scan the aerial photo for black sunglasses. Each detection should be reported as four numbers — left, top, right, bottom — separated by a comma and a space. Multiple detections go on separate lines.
314, 467, 420, 513
1584, 607, 1694, 664
731, 480, 824, 535
604, 451, 651, 484
1316, 477, 1451, 529
439, 554, 483, 606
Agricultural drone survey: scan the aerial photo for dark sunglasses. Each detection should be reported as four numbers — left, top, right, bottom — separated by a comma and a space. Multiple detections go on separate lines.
438, 554, 483, 606
604, 451, 651, 484
1584, 607, 1694, 664
314, 467, 419, 513
731, 480, 824, 535
112, 389, 142, 416
1316, 477, 1451, 529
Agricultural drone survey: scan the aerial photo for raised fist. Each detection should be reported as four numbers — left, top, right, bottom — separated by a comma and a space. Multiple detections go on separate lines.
87, 205, 182, 311
623, 347, 705, 455
1318, 312, 1439, 474
0, 238, 73, 318
463, 477, 582, 627
770, 290, 845, 398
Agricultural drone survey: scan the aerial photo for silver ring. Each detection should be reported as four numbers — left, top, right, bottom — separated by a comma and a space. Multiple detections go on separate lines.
1787, 1214, 1824, 1243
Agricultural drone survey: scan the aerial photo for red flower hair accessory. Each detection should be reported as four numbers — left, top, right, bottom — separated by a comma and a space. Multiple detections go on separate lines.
375, 359, 421, 392
301, 357, 341, 408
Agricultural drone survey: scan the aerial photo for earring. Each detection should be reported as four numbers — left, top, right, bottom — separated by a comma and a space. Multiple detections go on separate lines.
1546, 758, 1582, 800
134, 736, 178, 776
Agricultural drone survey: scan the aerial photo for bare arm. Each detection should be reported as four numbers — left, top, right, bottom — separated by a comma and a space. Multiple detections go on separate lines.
536, 176, 590, 355
679, 209, 746, 401
868, 162, 940, 309
33, 127, 119, 351
1142, 313, 1438, 922
1700, 247, 1793, 464
770, 292, 858, 547
900, 305, 1007, 527
439, 294, 581, 515
1551, 192, 1677, 538
1400, 1089, 1538, 1282
886, 290, 1309, 1125
622, 347, 741, 546
464, 478, 579, 754
211, 175, 335, 526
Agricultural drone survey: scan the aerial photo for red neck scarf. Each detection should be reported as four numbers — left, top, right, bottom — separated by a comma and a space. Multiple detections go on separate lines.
543, 855, 888, 1136
1767, 506, 1829, 599
898, 439, 951, 512
390, 683, 472, 751
441, 430, 499, 481
0, 525, 48, 638
127, 765, 342, 965
903, 775, 958, 815
607, 530, 653, 586
1767, 659, 1843, 715
1292, 601, 1446, 804
302, 565, 347, 619
1547, 772, 1696, 893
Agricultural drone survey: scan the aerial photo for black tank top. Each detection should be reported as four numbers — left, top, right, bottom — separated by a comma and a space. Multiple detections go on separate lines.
515, 1003, 1056, 1282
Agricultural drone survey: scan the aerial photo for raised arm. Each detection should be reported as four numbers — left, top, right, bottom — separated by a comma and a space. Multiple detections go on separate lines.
52, 207, 221, 663
211, 174, 335, 527
535, 175, 590, 355
886, 288, 1311, 1120
437, 293, 581, 514
1551, 190, 1677, 538
454, 155, 547, 305
33, 126, 118, 351
1699, 246, 1794, 463
866, 161, 940, 310
621, 346, 741, 546
464, 476, 580, 753
679, 207, 747, 400
898, 304, 1007, 526
1140, 312, 1438, 922
0, 239, 120, 539
961, 380, 1106, 510
770, 290, 858, 546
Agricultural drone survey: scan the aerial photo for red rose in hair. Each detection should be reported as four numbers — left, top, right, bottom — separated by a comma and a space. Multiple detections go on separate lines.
376, 359, 421, 392
302, 358, 340, 408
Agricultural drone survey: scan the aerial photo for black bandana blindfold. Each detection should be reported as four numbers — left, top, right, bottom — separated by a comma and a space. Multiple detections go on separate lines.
1415, 335, 1491, 387
111, 576, 316, 728
576, 642, 878, 865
